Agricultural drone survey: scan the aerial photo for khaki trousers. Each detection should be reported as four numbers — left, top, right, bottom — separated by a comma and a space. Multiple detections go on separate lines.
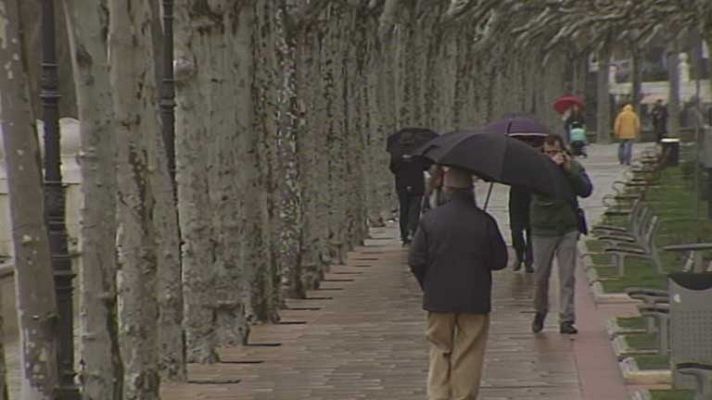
426, 312, 490, 400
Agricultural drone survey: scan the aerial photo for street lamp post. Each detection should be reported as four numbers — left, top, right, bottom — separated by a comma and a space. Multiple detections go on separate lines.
40, 0, 79, 398
161, 0, 177, 189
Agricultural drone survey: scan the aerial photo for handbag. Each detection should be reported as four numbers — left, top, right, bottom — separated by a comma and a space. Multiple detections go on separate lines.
575, 207, 588, 235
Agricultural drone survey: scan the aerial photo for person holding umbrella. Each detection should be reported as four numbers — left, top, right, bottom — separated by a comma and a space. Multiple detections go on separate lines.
409, 166, 508, 400
530, 134, 593, 335
387, 128, 437, 245
554, 95, 585, 141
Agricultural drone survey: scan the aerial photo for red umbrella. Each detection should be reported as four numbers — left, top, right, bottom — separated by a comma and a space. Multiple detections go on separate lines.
553, 95, 584, 114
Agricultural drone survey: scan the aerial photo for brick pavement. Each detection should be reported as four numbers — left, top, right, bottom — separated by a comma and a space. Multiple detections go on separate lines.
4, 144, 643, 399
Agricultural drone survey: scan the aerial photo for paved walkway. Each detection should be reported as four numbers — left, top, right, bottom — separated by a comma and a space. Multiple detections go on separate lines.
160, 143, 639, 400
4, 143, 645, 399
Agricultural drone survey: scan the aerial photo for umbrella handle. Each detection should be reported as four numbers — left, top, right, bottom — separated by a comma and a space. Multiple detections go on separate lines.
483, 182, 494, 211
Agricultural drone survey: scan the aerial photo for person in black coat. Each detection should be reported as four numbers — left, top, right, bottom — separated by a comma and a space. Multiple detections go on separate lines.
408, 167, 508, 400
509, 186, 533, 272
651, 100, 668, 143
389, 152, 428, 245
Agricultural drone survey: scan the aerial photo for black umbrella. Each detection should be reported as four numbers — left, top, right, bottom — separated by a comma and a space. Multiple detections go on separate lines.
386, 127, 439, 155
417, 130, 572, 200
481, 115, 549, 143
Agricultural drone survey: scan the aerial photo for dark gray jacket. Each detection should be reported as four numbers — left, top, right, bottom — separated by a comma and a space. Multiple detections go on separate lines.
408, 190, 508, 314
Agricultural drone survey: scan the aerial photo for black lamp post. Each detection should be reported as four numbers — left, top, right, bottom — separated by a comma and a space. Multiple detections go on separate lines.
40, 0, 79, 398
161, 0, 177, 189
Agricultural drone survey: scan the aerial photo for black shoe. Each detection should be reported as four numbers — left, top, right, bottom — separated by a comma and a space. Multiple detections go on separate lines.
560, 322, 578, 334
532, 312, 546, 333
513, 261, 522, 271
524, 263, 534, 273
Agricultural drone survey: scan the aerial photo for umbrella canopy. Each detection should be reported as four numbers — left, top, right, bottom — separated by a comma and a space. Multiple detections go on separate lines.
417, 130, 573, 200
553, 95, 584, 115
386, 127, 438, 155
480, 115, 549, 143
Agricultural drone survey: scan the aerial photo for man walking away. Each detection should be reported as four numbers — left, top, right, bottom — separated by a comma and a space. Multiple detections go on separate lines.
651, 99, 668, 143
409, 167, 508, 400
614, 104, 641, 165
509, 186, 533, 273
389, 150, 428, 245
530, 134, 593, 335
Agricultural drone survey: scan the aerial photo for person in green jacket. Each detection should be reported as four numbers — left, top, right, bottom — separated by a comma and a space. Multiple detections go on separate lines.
530, 134, 593, 335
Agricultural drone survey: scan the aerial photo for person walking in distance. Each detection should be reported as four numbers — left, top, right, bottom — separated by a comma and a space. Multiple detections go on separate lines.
650, 99, 668, 143
614, 104, 641, 165
509, 186, 533, 273
530, 134, 593, 335
409, 167, 508, 400
389, 148, 428, 245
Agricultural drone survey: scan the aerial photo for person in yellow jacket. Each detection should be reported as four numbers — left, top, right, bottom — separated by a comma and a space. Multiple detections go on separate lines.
613, 104, 641, 165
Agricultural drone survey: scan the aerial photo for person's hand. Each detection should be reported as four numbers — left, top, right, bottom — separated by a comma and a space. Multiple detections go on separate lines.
551, 152, 565, 166
561, 152, 572, 170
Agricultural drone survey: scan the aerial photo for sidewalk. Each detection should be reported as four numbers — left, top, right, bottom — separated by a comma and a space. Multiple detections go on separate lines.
159, 143, 638, 400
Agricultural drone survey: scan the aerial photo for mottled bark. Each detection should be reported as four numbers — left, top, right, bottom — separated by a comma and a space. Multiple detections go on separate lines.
62, 0, 123, 398
631, 46, 642, 113
174, 0, 251, 359
323, 4, 350, 264
597, 44, 612, 143
0, 276, 8, 400
298, 27, 331, 289
251, 0, 282, 321
274, 5, 302, 298
108, 0, 162, 397
667, 44, 681, 137
0, 1, 59, 398
150, 0, 186, 381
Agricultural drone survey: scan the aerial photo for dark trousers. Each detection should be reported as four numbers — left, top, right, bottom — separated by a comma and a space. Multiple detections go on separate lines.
511, 223, 533, 266
398, 191, 422, 241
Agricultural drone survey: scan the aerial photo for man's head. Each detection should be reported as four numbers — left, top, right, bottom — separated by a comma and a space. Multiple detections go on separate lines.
543, 134, 565, 157
543, 134, 570, 166
442, 167, 473, 190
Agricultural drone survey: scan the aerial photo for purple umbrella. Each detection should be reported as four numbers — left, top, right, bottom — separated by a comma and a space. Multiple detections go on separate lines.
480, 115, 549, 142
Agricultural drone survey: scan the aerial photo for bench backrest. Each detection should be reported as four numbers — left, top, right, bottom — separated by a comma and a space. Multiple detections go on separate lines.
645, 216, 663, 272
669, 272, 712, 389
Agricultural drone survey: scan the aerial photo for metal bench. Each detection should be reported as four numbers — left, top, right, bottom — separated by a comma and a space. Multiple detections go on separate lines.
664, 242, 712, 273
669, 272, 712, 397
637, 303, 670, 355
625, 287, 669, 334
676, 363, 712, 400
603, 215, 661, 276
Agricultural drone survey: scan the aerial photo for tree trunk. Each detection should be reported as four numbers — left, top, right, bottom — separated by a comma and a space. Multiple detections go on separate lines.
597, 44, 612, 143
250, 0, 281, 322
173, 1, 219, 362
0, 1, 59, 398
150, 0, 186, 381
0, 283, 8, 400
631, 45, 642, 114
108, 0, 162, 397
298, 27, 331, 289
62, 0, 124, 398
667, 45, 681, 137
276, 4, 305, 299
